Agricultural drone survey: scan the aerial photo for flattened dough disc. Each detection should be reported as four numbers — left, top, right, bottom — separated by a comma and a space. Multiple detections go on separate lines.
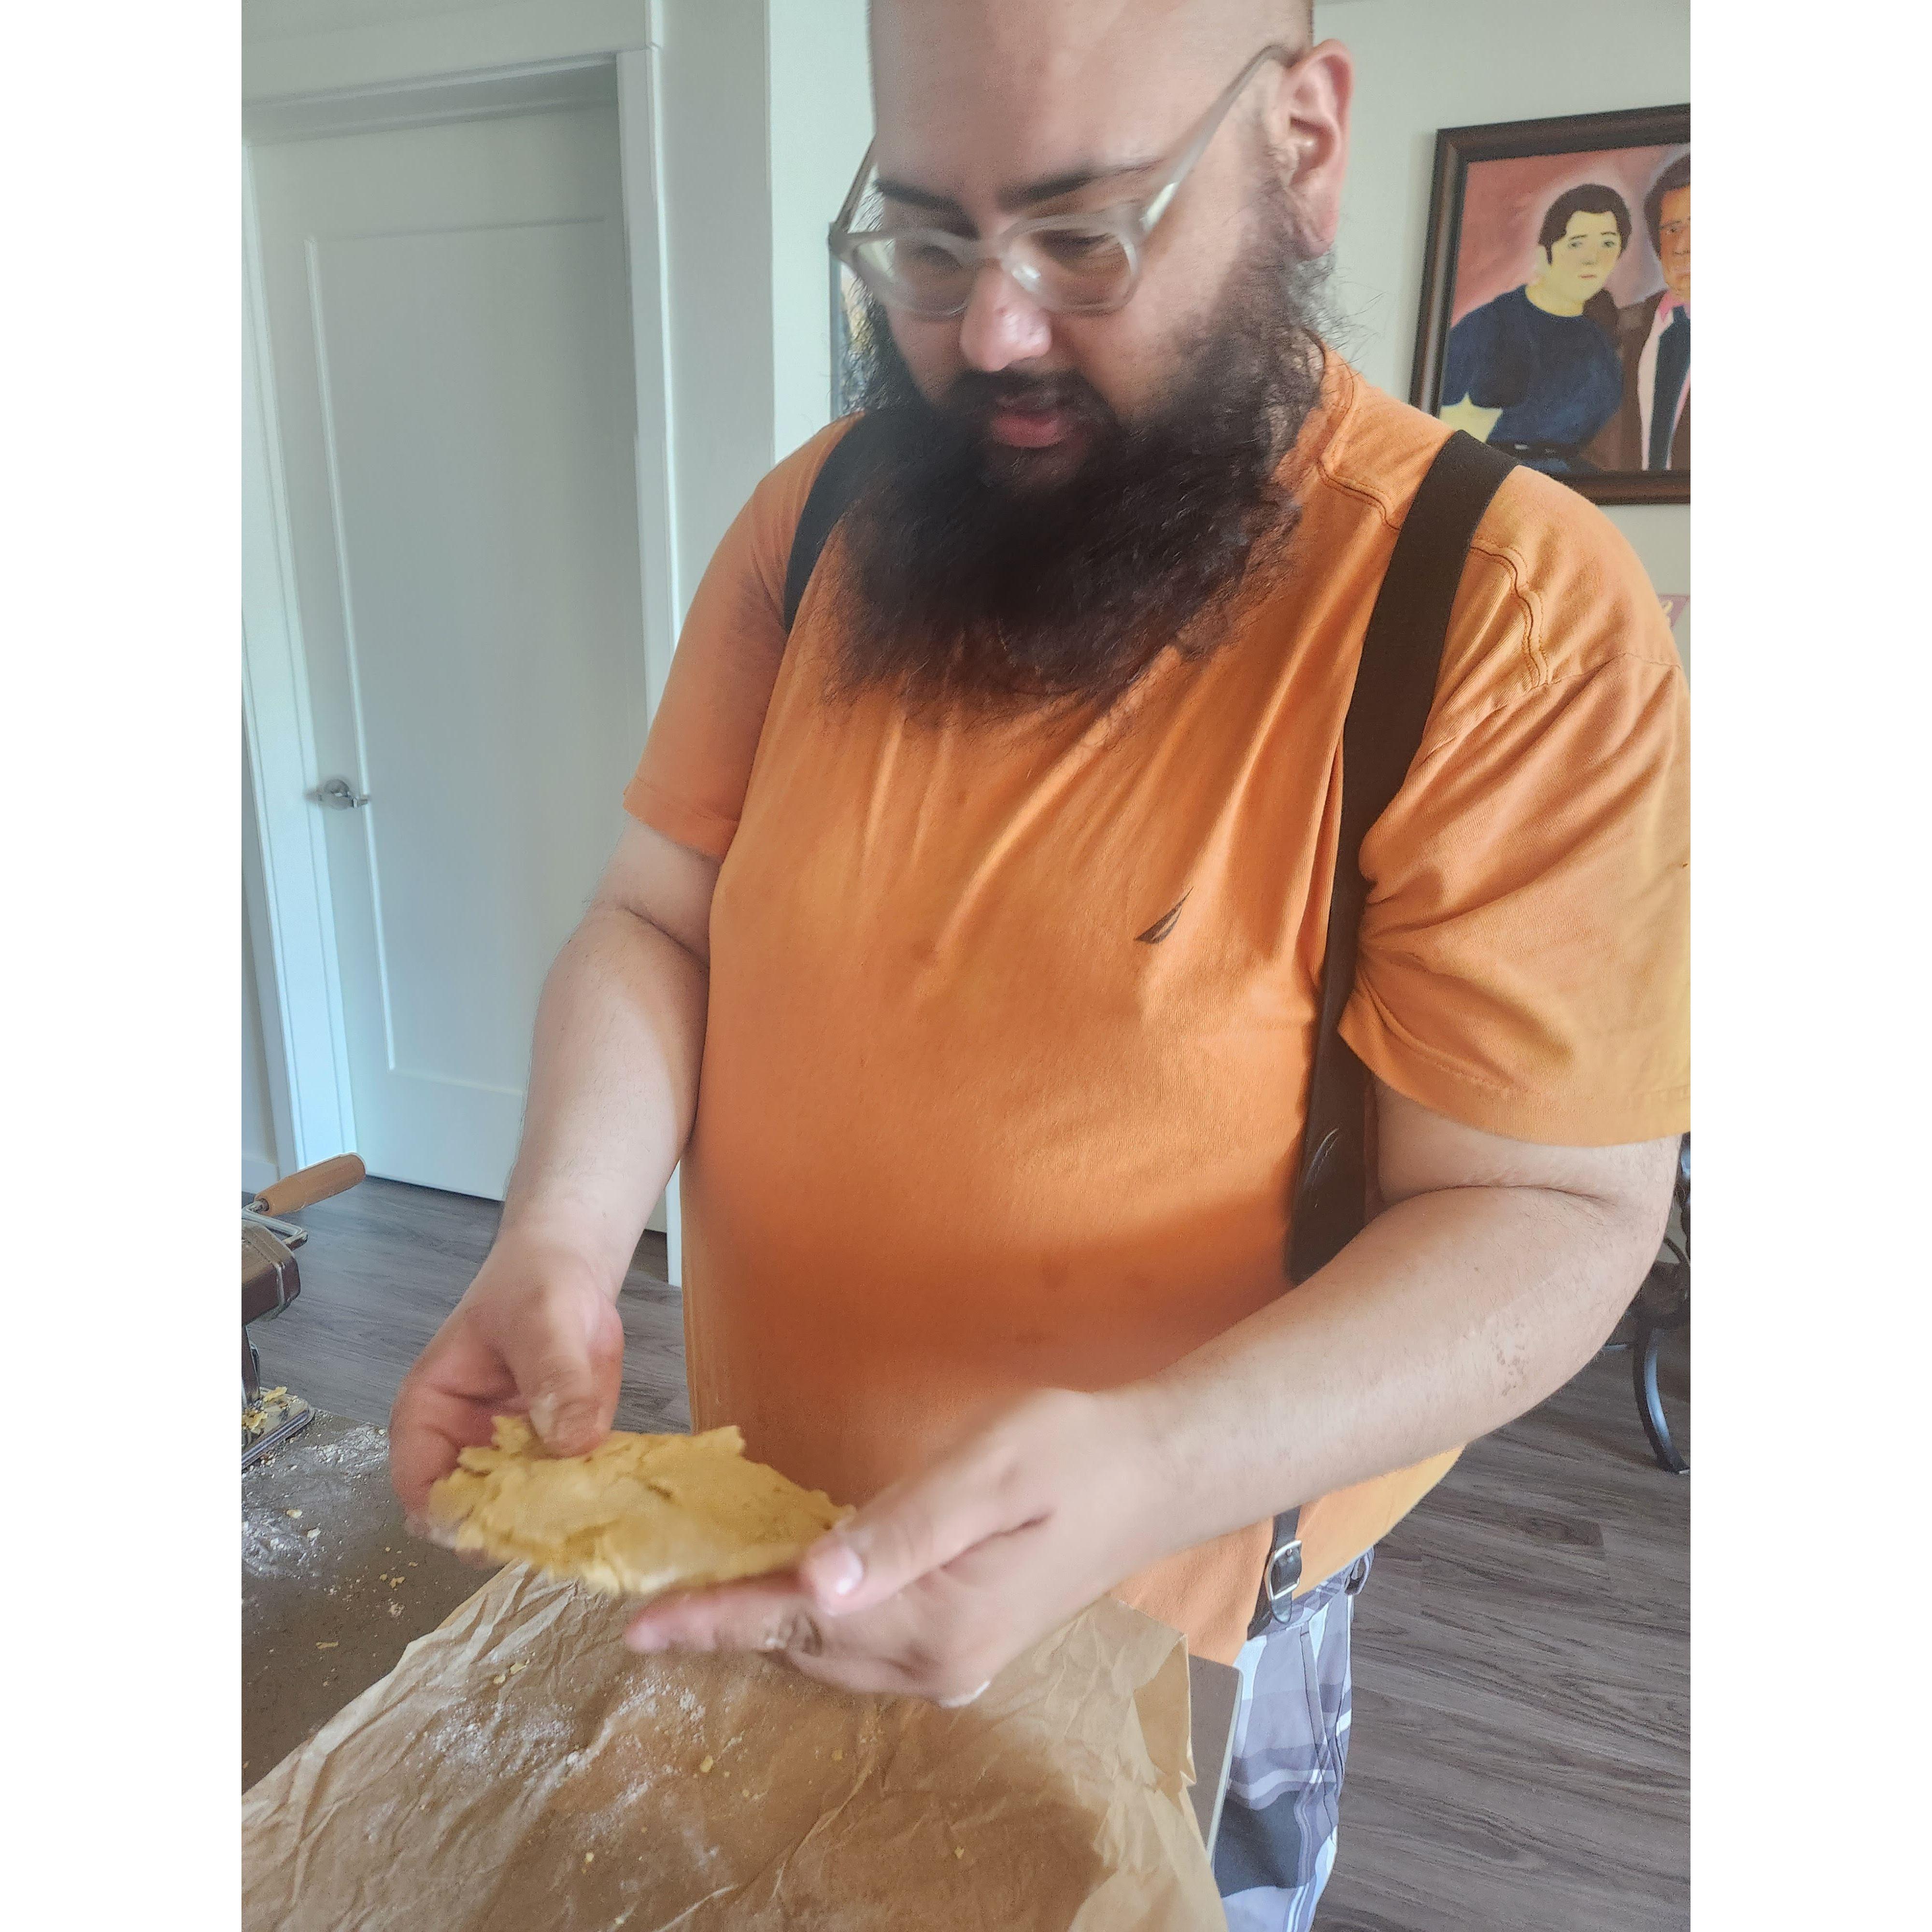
426, 1417, 851, 1601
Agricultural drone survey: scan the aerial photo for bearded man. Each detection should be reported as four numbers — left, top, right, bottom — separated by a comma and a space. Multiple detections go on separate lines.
391, 2, 1690, 1921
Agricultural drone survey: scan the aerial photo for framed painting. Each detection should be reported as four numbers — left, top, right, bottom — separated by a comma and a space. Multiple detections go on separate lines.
1410, 104, 1690, 505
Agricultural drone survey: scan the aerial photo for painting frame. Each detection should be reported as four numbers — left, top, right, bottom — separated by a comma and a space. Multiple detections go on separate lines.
1410, 104, 1691, 506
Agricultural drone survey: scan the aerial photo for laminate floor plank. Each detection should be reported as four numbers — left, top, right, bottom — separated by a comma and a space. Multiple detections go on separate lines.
1352, 1628, 1686, 1776
242, 1177, 1687, 1928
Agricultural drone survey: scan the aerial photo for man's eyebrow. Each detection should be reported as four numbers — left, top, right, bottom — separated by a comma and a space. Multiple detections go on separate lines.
875, 177, 968, 217
876, 160, 1154, 220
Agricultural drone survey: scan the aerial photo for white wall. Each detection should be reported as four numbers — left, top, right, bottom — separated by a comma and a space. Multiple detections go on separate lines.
655, 0, 778, 604
242, 920, 281, 1196
767, 0, 872, 458
1317, 0, 1691, 655
657, 0, 870, 569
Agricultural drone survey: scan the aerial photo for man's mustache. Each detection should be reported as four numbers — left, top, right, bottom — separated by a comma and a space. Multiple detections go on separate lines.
937, 370, 1118, 437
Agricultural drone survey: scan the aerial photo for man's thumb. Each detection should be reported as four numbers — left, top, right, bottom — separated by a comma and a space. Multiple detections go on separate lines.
523, 1298, 623, 1457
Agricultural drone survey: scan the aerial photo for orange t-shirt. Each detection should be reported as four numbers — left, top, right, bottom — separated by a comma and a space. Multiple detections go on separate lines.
623, 357, 1690, 1665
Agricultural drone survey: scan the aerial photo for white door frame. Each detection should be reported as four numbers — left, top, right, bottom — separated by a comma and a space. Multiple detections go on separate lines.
241, 26, 685, 1269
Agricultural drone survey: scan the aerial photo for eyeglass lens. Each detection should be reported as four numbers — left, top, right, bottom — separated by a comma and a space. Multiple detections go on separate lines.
851, 224, 1136, 316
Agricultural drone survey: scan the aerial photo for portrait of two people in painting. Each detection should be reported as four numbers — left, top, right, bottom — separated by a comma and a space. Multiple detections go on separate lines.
1438, 147, 1690, 481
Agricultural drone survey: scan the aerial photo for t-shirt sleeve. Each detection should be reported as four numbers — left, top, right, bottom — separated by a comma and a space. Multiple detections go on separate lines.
622, 420, 856, 861
1442, 297, 1523, 411
1339, 488, 1690, 1148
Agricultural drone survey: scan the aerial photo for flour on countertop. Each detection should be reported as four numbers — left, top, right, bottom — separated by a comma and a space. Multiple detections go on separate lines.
242, 1424, 393, 1579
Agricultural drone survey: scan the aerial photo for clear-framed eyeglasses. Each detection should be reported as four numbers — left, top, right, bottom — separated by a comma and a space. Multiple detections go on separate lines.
828, 41, 1305, 320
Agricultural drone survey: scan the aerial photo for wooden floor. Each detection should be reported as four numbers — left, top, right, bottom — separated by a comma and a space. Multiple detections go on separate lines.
250, 1176, 688, 1437
1320, 1329, 1689, 1932
251, 1177, 1688, 1930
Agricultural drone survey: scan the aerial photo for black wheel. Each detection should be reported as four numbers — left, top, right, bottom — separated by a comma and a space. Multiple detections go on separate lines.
1633, 1314, 1688, 1475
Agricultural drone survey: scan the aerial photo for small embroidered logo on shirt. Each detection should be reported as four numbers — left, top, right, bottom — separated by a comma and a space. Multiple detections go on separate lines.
1135, 890, 1191, 945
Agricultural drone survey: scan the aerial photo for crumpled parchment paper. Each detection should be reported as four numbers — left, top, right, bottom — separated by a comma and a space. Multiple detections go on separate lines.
241, 1562, 1224, 1930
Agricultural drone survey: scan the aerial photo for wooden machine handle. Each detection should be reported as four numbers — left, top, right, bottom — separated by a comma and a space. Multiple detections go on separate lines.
253, 1154, 366, 1218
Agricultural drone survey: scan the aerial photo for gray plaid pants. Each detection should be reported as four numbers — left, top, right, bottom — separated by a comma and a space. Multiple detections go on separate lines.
1212, 1547, 1373, 1930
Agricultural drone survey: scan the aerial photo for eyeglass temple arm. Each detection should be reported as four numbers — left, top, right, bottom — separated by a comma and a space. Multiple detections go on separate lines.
1138, 41, 1299, 232
831, 137, 878, 242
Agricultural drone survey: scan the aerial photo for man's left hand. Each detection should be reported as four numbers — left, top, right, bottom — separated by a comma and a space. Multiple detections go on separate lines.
622, 1387, 1176, 1703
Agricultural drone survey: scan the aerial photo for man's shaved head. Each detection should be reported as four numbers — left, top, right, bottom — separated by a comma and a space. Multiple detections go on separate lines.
868, 0, 1315, 202
871, 0, 1314, 82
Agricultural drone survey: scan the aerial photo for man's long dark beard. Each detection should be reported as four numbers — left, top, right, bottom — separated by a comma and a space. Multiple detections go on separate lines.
833, 204, 1335, 714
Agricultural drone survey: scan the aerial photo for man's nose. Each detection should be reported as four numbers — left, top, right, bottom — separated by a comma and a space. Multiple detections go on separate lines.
957, 263, 1053, 372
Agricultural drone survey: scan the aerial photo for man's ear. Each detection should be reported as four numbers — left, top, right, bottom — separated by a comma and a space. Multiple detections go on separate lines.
1264, 39, 1354, 254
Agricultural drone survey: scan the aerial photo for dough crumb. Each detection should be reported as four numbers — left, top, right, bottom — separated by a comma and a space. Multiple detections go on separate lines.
831, 1749, 843, 1763
285, 1509, 303, 1520
510, 1661, 527, 1673
305, 1528, 320, 1540
316, 1641, 338, 1650
740, 1788, 751, 1800
494, 1673, 508, 1686
583, 1852, 595, 1866
954, 1847, 964, 1860
697, 1756, 713, 1775
388, 1601, 402, 1619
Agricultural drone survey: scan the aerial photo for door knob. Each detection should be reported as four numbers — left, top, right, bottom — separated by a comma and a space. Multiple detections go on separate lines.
316, 777, 371, 810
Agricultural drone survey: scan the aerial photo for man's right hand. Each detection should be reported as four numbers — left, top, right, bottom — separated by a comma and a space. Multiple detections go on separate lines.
387, 819, 713, 1524
388, 1232, 628, 1522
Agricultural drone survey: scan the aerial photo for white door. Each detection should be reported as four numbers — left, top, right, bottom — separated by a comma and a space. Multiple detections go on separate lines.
250, 103, 650, 1199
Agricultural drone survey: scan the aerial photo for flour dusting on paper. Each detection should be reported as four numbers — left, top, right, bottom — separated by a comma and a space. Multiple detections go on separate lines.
242, 1565, 1219, 1931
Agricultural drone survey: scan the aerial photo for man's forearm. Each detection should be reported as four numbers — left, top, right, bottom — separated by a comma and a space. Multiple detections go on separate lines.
1131, 1178, 1665, 1551
498, 903, 708, 1287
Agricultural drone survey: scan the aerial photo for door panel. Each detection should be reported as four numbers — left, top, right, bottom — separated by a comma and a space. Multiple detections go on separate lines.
252, 104, 649, 1197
